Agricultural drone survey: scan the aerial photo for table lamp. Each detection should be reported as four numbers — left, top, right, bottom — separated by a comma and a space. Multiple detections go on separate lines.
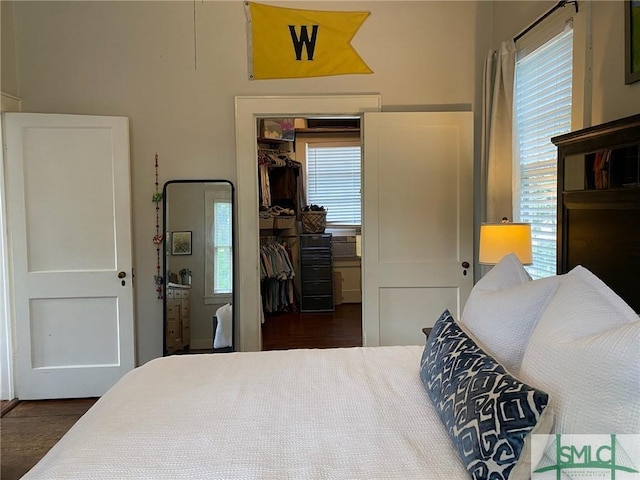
479, 219, 532, 265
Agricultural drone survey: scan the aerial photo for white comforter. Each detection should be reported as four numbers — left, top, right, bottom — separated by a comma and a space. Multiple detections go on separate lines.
23, 346, 468, 479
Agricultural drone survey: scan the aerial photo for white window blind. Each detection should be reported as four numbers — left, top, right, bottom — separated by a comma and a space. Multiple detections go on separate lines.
515, 26, 573, 279
213, 200, 232, 294
306, 142, 361, 226
204, 189, 232, 303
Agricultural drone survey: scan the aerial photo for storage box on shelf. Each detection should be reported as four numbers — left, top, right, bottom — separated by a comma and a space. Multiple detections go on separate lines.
260, 118, 295, 141
274, 216, 295, 229
259, 217, 274, 230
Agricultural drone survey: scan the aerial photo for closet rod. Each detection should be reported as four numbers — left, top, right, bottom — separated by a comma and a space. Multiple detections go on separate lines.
258, 147, 293, 153
513, 0, 578, 43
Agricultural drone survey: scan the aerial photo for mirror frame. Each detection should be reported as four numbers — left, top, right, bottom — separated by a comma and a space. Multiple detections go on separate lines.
162, 179, 235, 356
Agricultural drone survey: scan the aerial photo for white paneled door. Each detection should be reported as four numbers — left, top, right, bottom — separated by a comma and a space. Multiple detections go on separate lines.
362, 112, 473, 346
3, 113, 135, 399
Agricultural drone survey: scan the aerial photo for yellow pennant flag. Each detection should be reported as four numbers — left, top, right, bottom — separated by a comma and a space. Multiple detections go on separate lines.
245, 2, 372, 80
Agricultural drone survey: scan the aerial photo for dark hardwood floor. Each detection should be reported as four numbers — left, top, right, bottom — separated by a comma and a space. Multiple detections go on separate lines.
1, 398, 98, 480
262, 303, 363, 350
0, 303, 362, 479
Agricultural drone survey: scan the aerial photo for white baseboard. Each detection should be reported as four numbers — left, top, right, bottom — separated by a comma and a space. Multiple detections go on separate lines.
342, 290, 362, 303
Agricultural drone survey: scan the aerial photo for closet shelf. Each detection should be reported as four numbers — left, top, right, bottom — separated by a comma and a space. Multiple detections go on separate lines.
257, 137, 293, 144
295, 128, 360, 135
259, 216, 296, 230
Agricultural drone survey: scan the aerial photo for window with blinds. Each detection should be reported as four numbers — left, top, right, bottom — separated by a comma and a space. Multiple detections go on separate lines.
204, 190, 232, 303
213, 200, 232, 294
306, 141, 361, 226
515, 26, 573, 279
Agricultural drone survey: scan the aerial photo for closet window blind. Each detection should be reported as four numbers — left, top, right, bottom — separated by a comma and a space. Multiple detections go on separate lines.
515, 26, 573, 279
306, 142, 361, 226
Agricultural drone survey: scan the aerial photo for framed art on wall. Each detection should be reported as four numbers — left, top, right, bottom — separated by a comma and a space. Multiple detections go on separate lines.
171, 231, 192, 255
625, 0, 640, 84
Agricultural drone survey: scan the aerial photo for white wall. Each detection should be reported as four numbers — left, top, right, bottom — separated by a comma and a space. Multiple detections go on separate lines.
3, 1, 491, 369
590, 1, 640, 123
491, 0, 640, 125
2, 1, 637, 387
1, 1, 19, 97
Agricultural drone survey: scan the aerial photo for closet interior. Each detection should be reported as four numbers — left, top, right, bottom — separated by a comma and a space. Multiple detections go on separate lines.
258, 121, 302, 315
257, 117, 363, 348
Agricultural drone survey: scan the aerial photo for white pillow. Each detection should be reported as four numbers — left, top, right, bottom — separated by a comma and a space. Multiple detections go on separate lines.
474, 252, 532, 289
461, 253, 561, 374
214, 303, 233, 349
519, 265, 640, 434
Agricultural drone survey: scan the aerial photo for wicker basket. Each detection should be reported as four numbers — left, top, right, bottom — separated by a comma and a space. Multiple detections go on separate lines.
301, 210, 327, 233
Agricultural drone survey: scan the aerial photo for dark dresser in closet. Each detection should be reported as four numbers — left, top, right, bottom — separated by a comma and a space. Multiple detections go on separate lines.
299, 233, 334, 312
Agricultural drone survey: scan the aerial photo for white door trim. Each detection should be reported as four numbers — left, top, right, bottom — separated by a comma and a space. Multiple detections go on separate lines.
0, 116, 15, 400
1, 98, 21, 400
234, 95, 381, 352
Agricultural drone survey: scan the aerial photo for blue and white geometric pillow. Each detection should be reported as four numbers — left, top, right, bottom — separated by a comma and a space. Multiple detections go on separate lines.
420, 310, 553, 480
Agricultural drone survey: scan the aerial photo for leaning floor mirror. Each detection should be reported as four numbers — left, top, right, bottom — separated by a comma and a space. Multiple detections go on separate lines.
163, 180, 234, 356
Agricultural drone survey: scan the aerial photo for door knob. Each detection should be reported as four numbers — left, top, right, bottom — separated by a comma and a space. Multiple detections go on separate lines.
118, 271, 127, 279
461, 261, 470, 276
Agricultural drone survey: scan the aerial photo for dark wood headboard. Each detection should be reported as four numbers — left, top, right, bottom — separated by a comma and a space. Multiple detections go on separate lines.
552, 114, 640, 312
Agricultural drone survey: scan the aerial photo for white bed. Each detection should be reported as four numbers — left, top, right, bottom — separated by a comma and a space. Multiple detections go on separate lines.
22, 346, 469, 479
22, 257, 640, 479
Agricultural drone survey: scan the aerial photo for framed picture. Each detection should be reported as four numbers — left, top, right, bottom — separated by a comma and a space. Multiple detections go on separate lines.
625, 0, 640, 84
171, 231, 192, 255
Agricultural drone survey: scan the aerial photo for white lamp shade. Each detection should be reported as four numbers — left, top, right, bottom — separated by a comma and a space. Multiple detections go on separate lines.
479, 223, 533, 265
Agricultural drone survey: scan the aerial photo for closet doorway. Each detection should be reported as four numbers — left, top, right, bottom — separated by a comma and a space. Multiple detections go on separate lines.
258, 116, 363, 350
235, 96, 473, 353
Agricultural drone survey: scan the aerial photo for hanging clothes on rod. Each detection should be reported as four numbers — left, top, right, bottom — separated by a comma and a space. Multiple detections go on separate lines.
258, 162, 271, 208
258, 149, 300, 168
257, 149, 302, 209
259, 240, 297, 313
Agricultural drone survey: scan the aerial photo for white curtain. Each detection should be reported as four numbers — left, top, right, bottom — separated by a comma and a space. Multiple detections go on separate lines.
482, 40, 516, 223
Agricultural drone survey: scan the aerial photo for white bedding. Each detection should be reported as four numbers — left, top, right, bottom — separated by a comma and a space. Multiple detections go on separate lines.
23, 346, 468, 479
